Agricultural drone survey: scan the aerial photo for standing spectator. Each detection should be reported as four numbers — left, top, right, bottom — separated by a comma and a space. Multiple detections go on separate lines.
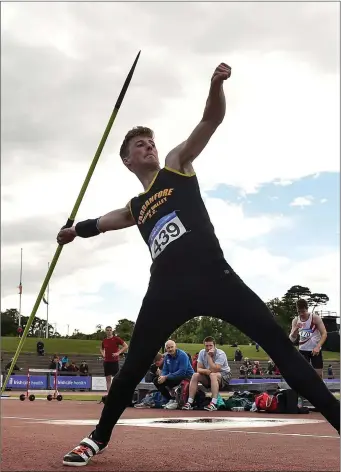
154, 340, 194, 409
36, 340, 45, 356
327, 364, 334, 379
183, 336, 231, 411
234, 348, 243, 361
61, 355, 69, 367
255, 343, 260, 352
79, 361, 89, 375
101, 326, 128, 393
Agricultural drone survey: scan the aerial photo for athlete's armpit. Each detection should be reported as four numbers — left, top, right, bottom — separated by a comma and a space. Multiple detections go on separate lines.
97, 206, 135, 232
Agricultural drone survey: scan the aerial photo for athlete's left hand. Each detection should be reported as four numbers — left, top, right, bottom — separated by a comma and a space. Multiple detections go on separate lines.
311, 346, 321, 356
158, 376, 167, 384
211, 63, 231, 85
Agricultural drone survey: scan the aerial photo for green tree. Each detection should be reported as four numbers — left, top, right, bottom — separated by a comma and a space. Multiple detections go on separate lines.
172, 317, 200, 343
1, 309, 20, 336
266, 297, 292, 332
114, 319, 135, 341
308, 293, 329, 311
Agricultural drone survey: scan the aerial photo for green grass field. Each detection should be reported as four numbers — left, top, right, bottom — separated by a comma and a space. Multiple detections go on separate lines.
1, 337, 339, 361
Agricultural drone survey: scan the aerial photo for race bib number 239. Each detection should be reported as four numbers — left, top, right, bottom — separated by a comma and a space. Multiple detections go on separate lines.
148, 211, 186, 260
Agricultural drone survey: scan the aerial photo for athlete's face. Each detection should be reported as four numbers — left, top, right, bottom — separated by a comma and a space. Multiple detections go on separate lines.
297, 307, 309, 319
125, 135, 159, 172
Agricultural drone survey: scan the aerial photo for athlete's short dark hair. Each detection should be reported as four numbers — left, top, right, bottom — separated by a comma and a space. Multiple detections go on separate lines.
119, 126, 154, 159
296, 299, 308, 311
203, 336, 215, 345
105, 326, 112, 330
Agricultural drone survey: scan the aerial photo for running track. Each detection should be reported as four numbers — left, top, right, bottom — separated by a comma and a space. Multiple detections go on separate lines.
2, 400, 339, 471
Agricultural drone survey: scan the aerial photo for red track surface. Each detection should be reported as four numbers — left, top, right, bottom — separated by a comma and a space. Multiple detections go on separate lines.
2, 400, 339, 471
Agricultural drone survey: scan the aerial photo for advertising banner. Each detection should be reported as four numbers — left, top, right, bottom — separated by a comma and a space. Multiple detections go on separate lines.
50, 376, 91, 390
7, 375, 47, 389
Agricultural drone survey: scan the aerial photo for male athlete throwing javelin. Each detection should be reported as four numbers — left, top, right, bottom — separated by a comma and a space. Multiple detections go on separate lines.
58, 63, 339, 466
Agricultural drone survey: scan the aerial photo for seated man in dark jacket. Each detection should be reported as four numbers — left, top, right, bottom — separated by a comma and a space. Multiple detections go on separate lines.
153, 340, 194, 410
145, 353, 164, 382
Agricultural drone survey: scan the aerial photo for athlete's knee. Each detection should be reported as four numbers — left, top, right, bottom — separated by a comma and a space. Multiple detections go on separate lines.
209, 372, 220, 381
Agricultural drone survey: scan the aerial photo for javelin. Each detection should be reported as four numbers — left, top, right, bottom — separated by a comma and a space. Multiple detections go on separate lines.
1, 51, 141, 394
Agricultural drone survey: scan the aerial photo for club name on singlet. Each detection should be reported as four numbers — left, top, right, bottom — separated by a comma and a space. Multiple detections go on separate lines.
129, 167, 226, 274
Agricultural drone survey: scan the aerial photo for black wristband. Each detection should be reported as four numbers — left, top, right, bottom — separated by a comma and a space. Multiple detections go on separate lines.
75, 218, 101, 238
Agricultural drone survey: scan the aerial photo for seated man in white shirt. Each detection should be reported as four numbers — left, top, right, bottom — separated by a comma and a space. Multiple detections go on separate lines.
182, 336, 231, 411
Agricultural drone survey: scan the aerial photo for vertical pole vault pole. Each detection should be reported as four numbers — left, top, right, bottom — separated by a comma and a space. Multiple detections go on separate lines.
1, 51, 141, 394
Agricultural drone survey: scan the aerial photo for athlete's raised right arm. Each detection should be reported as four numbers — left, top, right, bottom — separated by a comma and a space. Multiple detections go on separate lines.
57, 204, 135, 245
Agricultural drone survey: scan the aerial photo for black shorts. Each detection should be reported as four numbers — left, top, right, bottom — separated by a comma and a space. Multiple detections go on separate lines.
103, 361, 119, 377
299, 350, 323, 369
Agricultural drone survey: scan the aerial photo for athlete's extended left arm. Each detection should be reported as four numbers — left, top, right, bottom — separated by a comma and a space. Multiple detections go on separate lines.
312, 315, 328, 355
166, 63, 231, 170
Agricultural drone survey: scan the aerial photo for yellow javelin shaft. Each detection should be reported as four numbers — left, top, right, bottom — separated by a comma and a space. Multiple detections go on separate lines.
1, 51, 141, 394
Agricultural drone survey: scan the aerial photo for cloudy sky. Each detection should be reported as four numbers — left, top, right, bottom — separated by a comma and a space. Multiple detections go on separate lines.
1, 2, 339, 336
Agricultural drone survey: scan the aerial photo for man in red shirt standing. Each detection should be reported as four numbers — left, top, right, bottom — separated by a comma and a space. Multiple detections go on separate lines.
101, 326, 128, 393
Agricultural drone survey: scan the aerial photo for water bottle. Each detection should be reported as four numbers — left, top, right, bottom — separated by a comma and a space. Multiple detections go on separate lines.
297, 397, 303, 408
231, 406, 245, 411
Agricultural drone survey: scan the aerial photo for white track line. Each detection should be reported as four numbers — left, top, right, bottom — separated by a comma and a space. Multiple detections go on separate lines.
212, 429, 339, 439
4, 417, 337, 439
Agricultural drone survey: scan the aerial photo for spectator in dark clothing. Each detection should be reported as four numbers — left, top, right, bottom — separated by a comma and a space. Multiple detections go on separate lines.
145, 353, 164, 382
328, 364, 334, 379
67, 361, 79, 373
239, 358, 252, 377
37, 340, 45, 356
49, 355, 61, 371
79, 361, 89, 375
5, 359, 22, 372
234, 348, 243, 361
267, 359, 275, 375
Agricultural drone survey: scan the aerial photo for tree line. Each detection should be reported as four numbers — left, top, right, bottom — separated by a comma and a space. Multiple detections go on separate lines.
1, 285, 330, 344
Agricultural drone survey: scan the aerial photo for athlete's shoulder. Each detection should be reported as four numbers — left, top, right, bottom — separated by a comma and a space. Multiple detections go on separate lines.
164, 165, 196, 178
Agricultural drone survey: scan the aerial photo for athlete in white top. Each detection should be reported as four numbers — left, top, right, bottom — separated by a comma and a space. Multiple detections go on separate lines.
289, 299, 327, 377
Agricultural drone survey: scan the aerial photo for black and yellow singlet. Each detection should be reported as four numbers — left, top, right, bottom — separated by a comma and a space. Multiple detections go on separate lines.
129, 167, 226, 275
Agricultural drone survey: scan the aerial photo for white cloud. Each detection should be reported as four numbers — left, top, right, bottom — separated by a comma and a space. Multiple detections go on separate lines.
320, 198, 328, 204
1, 2, 339, 335
290, 196, 314, 208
